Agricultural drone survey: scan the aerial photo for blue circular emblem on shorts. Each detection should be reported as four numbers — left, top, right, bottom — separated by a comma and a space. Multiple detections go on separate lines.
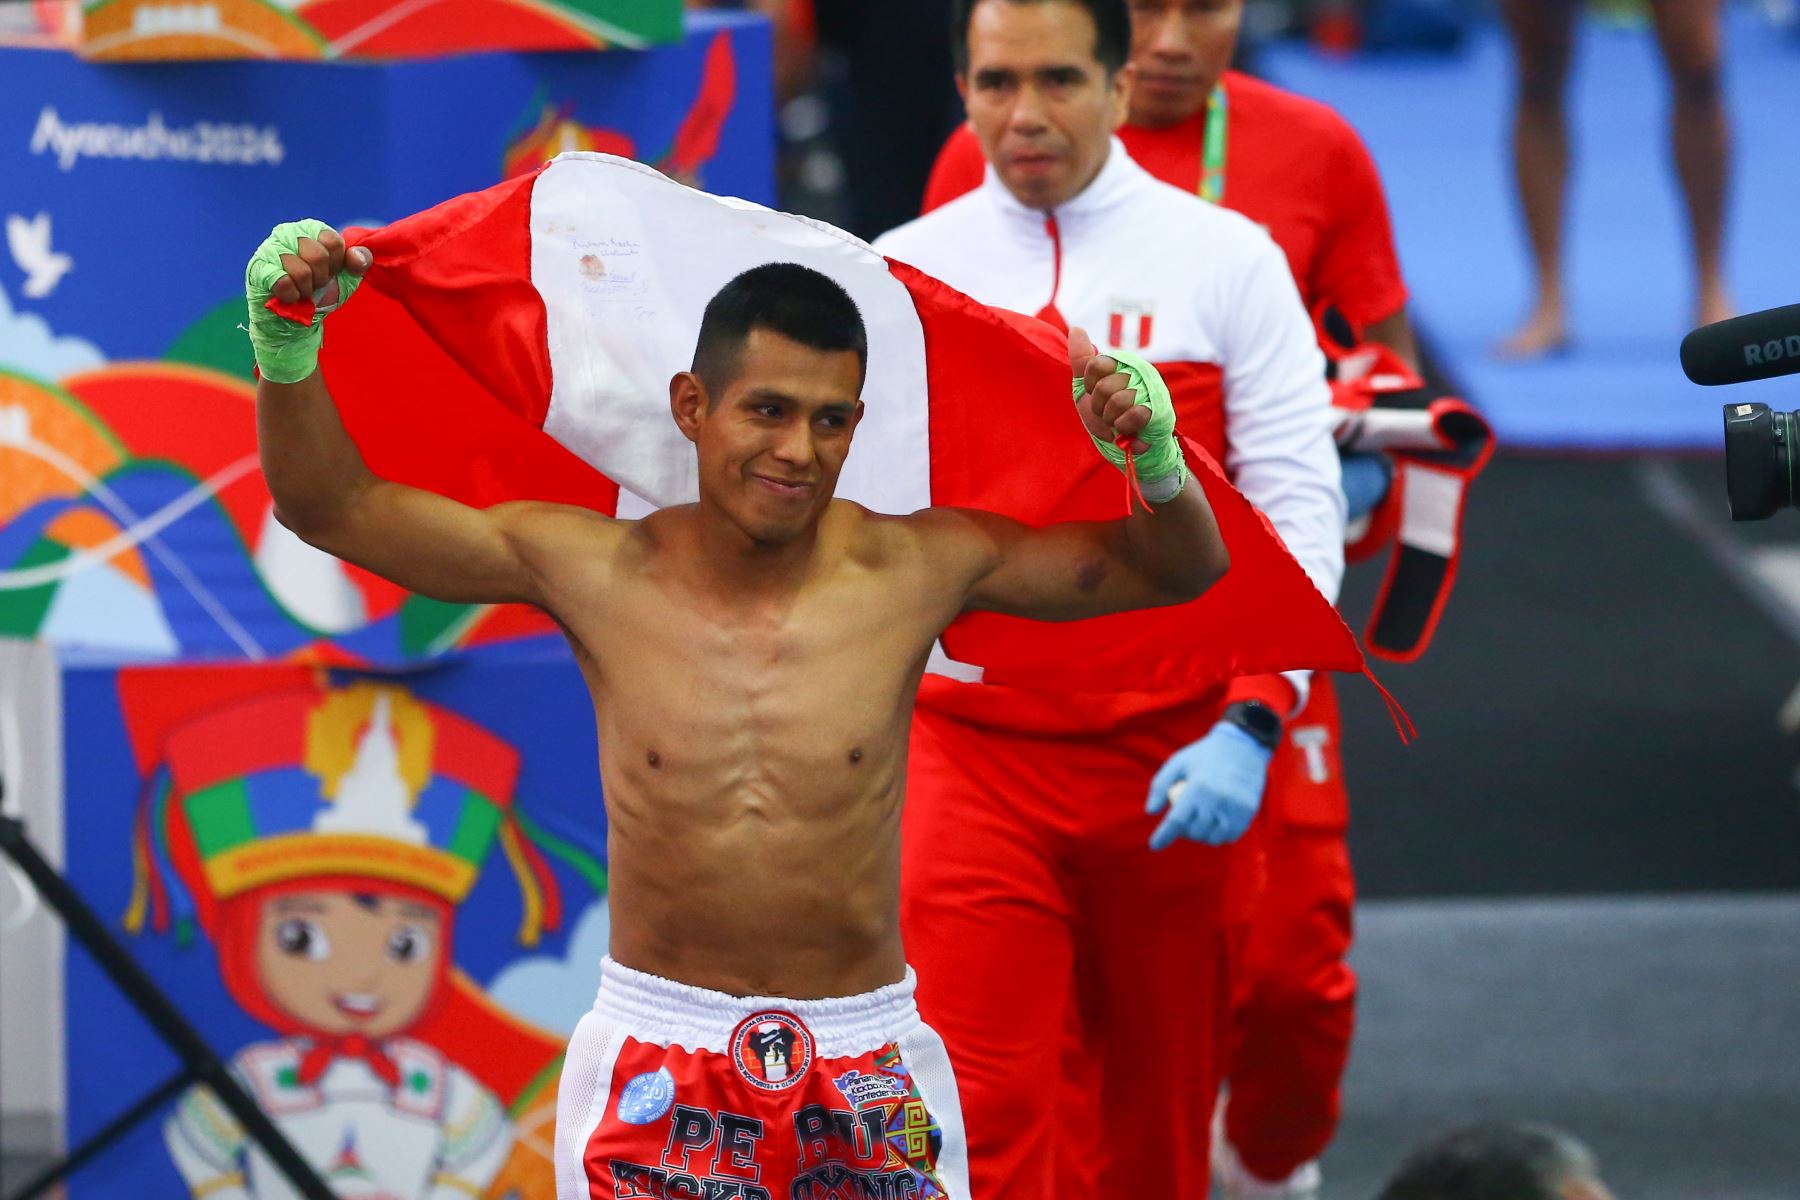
616, 1067, 676, 1125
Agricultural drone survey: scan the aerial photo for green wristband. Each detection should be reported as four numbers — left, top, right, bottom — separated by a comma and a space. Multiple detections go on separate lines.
1072, 348, 1189, 501
245, 219, 361, 384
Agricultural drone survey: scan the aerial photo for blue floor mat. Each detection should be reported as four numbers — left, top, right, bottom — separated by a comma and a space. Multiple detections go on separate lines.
1262, 11, 1800, 450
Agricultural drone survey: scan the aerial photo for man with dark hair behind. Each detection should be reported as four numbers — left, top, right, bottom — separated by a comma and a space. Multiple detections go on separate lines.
1378, 1123, 1617, 1200
245, 222, 1232, 1199
875, 0, 1345, 1197
950, 0, 1133, 73
917, 3, 1429, 1195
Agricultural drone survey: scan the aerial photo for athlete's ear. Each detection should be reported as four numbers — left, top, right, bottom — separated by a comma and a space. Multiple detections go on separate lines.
670, 371, 707, 444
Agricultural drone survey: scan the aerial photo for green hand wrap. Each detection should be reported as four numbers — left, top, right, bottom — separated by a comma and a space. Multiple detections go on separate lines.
245, 219, 362, 384
1073, 348, 1189, 502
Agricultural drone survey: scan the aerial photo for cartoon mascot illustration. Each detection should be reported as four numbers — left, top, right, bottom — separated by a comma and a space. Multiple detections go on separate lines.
126, 680, 602, 1200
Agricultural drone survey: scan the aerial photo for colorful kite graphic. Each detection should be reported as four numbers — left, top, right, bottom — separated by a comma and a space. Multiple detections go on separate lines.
0, 359, 558, 663
499, 28, 737, 185
75, 0, 680, 60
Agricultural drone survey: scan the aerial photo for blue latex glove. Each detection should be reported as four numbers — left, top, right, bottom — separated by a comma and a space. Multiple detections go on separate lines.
1146, 721, 1274, 850
1341, 451, 1394, 522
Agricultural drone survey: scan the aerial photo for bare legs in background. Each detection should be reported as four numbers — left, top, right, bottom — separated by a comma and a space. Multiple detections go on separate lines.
1498, 0, 1731, 358
1652, 0, 1732, 329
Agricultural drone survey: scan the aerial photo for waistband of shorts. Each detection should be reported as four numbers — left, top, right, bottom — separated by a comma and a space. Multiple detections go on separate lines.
594, 957, 920, 1059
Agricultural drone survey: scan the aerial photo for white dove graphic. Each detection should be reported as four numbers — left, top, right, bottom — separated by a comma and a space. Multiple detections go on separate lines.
7, 212, 73, 299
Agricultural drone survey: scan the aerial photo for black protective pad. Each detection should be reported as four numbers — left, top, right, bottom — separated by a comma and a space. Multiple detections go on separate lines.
1368, 544, 1450, 656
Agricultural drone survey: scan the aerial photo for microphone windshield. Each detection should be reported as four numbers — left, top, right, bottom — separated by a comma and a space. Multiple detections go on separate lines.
1681, 304, 1800, 385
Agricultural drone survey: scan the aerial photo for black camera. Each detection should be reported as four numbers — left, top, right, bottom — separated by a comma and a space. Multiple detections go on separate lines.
1681, 304, 1800, 521
1721, 403, 1798, 520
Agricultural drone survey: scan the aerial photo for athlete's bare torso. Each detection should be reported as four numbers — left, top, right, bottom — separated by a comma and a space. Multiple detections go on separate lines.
251, 230, 1221, 1003
537, 500, 964, 999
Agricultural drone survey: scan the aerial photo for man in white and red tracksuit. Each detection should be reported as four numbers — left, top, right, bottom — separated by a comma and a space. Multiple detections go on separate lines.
916, 1, 1425, 1195
873, 1, 1345, 1197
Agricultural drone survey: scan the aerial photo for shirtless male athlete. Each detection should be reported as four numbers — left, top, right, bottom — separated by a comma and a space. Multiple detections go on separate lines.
247, 223, 1229, 1200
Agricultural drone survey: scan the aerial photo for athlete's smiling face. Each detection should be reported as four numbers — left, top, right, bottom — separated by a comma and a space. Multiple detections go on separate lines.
960, 0, 1135, 211
1127, 0, 1243, 129
674, 328, 865, 546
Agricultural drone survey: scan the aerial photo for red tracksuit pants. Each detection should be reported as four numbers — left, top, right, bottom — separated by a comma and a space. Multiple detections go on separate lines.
899, 680, 1262, 1200
1221, 674, 1357, 1182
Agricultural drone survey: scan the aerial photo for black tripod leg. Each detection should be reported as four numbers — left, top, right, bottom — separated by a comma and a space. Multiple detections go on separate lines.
0, 815, 339, 1200
8, 1068, 195, 1200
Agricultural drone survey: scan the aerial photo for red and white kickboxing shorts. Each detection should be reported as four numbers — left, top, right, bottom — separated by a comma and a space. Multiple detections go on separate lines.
554, 957, 970, 1200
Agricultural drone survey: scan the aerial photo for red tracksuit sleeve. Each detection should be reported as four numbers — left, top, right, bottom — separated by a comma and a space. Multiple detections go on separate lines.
1307, 124, 1409, 333
920, 124, 987, 214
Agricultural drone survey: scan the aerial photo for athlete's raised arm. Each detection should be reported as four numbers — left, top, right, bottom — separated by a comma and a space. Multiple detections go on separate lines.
918, 327, 1229, 622
249, 222, 612, 609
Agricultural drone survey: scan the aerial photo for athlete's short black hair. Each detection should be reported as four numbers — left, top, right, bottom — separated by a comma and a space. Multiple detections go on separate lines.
692, 263, 868, 401
951, 0, 1131, 75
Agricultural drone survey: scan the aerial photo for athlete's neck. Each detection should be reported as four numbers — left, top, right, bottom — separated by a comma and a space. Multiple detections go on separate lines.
691, 498, 826, 592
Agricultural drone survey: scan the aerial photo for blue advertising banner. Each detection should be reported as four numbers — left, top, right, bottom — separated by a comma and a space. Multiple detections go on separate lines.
2, 15, 770, 1196
0, 10, 771, 663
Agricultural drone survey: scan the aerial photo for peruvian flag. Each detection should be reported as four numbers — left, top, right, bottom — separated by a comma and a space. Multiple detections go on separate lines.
316, 153, 1371, 697
1108, 300, 1155, 352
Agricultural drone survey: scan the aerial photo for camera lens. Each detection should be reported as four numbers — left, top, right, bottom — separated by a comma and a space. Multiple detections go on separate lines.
1722, 403, 1797, 520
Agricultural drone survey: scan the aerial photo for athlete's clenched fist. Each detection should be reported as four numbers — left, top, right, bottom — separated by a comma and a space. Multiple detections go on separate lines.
245, 221, 373, 384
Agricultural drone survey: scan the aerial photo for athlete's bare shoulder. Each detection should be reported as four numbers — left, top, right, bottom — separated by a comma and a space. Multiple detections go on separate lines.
499, 498, 625, 554
813, 501, 946, 578
864, 504, 1007, 589
491, 498, 632, 603
809, 503, 989, 633
813, 499, 886, 568
626, 503, 691, 546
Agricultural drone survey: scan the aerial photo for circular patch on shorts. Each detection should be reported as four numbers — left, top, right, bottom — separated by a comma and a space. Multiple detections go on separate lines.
729, 1011, 814, 1092
616, 1066, 676, 1125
